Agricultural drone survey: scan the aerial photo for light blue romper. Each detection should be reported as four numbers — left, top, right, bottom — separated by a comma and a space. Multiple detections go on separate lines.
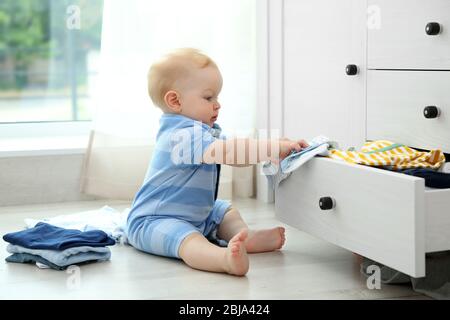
126, 114, 231, 258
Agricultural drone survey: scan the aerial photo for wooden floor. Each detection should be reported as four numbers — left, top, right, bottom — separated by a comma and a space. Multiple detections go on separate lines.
0, 197, 429, 300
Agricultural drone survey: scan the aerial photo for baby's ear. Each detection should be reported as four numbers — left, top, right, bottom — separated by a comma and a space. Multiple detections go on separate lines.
164, 90, 181, 112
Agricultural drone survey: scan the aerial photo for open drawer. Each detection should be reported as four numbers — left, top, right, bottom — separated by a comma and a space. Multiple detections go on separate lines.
275, 157, 450, 277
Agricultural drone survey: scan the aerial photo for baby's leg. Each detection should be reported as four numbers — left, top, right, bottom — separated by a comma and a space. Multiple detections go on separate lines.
217, 207, 286, 253
179, 229, 249, 276
245, 227, 286, 253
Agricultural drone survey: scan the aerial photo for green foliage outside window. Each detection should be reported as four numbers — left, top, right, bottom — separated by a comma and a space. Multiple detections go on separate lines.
0, 0, 103, 89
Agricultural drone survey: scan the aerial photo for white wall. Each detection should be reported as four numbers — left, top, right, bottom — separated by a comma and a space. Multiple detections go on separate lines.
0, 154, 98, 206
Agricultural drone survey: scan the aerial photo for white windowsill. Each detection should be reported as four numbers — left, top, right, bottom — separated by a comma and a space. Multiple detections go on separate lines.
0, 135, 89, 158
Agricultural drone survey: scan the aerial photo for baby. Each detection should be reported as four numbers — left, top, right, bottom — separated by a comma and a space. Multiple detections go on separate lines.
126, 48, 308, 276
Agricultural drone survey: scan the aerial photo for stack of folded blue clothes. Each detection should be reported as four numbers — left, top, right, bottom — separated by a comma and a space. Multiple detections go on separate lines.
3, 222, 115, 270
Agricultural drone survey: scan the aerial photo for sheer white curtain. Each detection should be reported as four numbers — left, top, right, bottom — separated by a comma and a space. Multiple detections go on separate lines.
80, 0, 257, 200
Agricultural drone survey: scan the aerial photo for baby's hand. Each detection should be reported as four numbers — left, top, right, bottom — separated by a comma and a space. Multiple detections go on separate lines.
277, 138, 309, 162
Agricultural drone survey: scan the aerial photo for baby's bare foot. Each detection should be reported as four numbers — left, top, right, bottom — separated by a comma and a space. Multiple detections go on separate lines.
246, 227, 286, 253
224, 229, 249, 276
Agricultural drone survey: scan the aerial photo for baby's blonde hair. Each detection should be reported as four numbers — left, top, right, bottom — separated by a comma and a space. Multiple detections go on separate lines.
147, 48, 217, 111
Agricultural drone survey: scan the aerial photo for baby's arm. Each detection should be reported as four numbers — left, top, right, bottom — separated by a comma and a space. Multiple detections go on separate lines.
203, 138, 308, 166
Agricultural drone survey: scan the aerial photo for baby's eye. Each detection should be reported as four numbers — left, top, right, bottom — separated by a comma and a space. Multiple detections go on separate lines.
205, 97, 213, 101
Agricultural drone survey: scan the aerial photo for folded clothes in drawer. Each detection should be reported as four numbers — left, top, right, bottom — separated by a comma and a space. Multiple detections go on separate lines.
328, 140, 446, 171
329, 140, 450, 188
264, 137, 448, 189
398, 168, 450, 189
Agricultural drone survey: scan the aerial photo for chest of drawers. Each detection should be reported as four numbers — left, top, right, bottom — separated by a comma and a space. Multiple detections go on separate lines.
274, 0, 450, 277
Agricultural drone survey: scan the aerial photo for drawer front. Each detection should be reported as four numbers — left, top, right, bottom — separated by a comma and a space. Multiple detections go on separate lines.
275, 157, 426, 277
367, 70, 450, 153
368, 0, 450, 69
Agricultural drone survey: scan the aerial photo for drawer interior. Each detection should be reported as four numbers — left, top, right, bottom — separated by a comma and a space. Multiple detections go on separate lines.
425, 188, 450, 252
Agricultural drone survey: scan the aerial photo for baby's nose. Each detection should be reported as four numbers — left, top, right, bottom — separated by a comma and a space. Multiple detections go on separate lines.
214, 102, 221, 109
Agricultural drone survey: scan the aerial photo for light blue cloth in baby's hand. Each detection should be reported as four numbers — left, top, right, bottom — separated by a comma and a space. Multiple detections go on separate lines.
262, 135, 338, 190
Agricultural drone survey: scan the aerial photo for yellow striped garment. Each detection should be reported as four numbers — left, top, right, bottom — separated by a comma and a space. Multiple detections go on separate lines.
328, 140, 446, 170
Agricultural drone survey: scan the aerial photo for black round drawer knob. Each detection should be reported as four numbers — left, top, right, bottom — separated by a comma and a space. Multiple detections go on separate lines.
319, 197, 335, 210
425, 22, 441, 35
346, 64, 358, 76
423, 106, 440, 119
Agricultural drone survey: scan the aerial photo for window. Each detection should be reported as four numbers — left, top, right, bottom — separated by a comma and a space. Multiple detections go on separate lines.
0, 0, 103, 124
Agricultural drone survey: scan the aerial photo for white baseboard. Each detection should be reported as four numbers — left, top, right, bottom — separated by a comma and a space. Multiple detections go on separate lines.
256, 163, 274, 203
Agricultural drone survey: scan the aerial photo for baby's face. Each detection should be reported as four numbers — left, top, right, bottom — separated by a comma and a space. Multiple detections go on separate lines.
178, 66, 222, 127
